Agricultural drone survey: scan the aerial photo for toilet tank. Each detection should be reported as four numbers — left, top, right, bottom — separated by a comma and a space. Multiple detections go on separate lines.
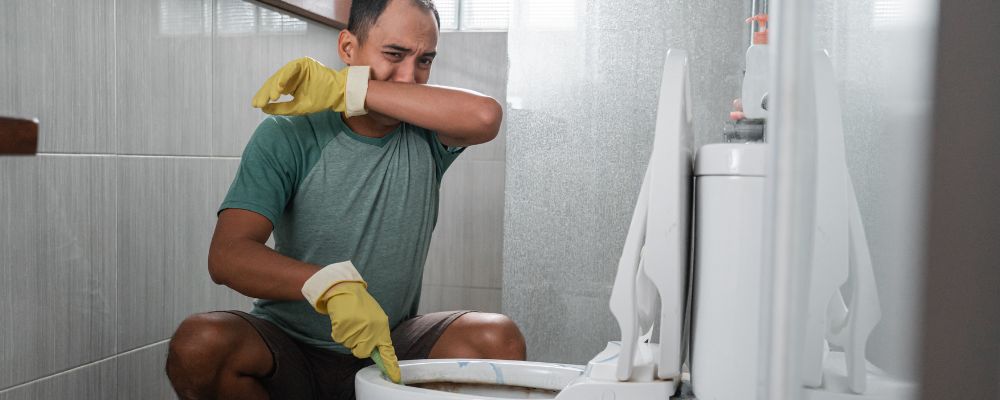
691, 143, 767, 400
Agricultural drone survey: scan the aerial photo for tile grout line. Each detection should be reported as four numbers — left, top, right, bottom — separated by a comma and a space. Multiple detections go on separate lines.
37, 152, 241, 160
422, 283, 502, 290
0, 339, 171, 394
112, 0, 120, 374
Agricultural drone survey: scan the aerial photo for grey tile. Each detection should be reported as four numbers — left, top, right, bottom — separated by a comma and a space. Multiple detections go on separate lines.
0, 155, 118, 389
0, 356, 117, 399
418, 285, 502, 314
430, 32, 509, 162
116, 156, 252, 350
116, 0, 214, 155
0, 0, 116, 154
416, 285, 443, 314
115, 342, 173, 400
432, 33, 508, 105
211, 0, 344, 157
423, 159, 504, 289
0, 8, 13, 123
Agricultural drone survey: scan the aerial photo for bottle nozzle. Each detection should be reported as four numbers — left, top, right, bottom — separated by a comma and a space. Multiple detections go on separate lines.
746, 14, 769, 45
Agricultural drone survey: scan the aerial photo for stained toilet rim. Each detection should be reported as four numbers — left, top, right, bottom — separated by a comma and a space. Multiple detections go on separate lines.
356, 359, 585, 396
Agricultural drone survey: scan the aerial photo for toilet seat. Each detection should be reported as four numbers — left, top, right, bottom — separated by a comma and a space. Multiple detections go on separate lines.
355, 359, 585, 399
356, 358, 676, 399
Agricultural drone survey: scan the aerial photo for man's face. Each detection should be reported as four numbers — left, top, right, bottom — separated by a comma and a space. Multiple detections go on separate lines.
341, 0, 439, 85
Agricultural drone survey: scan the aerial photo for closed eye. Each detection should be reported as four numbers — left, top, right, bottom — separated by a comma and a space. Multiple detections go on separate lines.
384, 52, 404, 60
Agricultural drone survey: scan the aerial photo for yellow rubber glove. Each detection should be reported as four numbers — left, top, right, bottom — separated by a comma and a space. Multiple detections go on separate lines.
320, 282, 402, 383
252, 57, 371, 117
302, 261, 401, 384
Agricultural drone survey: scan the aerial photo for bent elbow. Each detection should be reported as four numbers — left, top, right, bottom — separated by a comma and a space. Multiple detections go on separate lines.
475, 98, 503, 143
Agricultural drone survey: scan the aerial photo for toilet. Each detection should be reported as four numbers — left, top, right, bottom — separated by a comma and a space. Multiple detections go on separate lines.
357, 43, 903, 400
356, 48, 696, 400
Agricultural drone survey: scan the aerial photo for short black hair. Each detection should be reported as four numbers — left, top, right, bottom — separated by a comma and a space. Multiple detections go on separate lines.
348, 0, 441, 44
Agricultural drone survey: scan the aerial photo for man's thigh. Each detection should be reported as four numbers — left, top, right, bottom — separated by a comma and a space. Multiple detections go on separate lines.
424, 311, 527, 360
167, 311, 275, 397
218, 311, 365, 400
391, 310, 475, 360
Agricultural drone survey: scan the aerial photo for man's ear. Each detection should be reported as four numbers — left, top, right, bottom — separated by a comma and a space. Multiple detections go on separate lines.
338, 29, 358, 66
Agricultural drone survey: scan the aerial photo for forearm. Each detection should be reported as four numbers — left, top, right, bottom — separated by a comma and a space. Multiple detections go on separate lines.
208, 237, 320, 301
365, 81, 502, 146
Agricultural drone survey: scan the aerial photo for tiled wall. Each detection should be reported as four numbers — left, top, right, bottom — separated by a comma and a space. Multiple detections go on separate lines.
0, 0, 507, 396
419, 32, 508, 315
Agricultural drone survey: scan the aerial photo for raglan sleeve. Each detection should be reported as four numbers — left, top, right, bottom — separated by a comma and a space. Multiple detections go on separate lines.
218, 117, 302, 227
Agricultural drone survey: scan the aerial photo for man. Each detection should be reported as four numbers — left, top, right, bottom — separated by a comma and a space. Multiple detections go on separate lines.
165, 1, 526, 398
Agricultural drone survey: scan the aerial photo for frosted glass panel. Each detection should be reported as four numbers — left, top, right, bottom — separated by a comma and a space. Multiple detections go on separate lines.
813, 0, 938, 382
523, 0, 576, 31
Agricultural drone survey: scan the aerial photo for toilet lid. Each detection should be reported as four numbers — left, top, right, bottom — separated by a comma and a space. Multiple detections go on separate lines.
607, 48, 694, 382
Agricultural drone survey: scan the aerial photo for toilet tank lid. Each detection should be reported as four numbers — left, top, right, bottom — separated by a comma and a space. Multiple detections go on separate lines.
695, 143, 768, 177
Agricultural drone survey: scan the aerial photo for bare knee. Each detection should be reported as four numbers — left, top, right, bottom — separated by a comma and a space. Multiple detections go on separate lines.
467, 313, 527, 360
166, 313, 245, 397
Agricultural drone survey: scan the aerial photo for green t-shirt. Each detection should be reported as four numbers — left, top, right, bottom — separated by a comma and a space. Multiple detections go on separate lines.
219, 110, 463, 353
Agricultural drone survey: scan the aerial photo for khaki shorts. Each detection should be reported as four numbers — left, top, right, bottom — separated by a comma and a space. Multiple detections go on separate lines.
221, 309, 473, 400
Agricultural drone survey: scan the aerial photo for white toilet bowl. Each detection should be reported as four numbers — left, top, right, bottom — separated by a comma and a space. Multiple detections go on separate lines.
355, 359, 585, 399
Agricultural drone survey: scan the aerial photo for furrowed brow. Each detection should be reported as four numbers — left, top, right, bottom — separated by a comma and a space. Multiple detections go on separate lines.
383, 44, 412, 53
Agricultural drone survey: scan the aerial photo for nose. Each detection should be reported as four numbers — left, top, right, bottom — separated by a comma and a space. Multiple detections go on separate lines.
390, 60, 417, 84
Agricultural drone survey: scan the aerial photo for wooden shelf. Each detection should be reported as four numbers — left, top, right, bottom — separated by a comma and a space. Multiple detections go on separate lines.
0, 116, 39, 155
256, 0, 350, 29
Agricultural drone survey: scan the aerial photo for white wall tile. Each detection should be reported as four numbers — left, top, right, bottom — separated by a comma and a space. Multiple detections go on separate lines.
418, 285, 502, 314
0, 342, 171, 399
115, 342, 173, 400
0, 356, 117, 400
211, 0, 344, 157
0, 6, 15, 124
0, 0, 116, 154
116, 156, 251, 350
423, 159, 505, 289
429, 32, 509, 162
116, 0, 214, 155
0, 155, 118, 389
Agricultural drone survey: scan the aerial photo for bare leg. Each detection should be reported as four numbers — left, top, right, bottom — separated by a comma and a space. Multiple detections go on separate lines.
166, 312, 274, 400
428, 312, 527, 360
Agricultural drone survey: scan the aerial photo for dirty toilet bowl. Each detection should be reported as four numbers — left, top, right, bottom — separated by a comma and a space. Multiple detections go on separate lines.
355, 359, 584, 399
